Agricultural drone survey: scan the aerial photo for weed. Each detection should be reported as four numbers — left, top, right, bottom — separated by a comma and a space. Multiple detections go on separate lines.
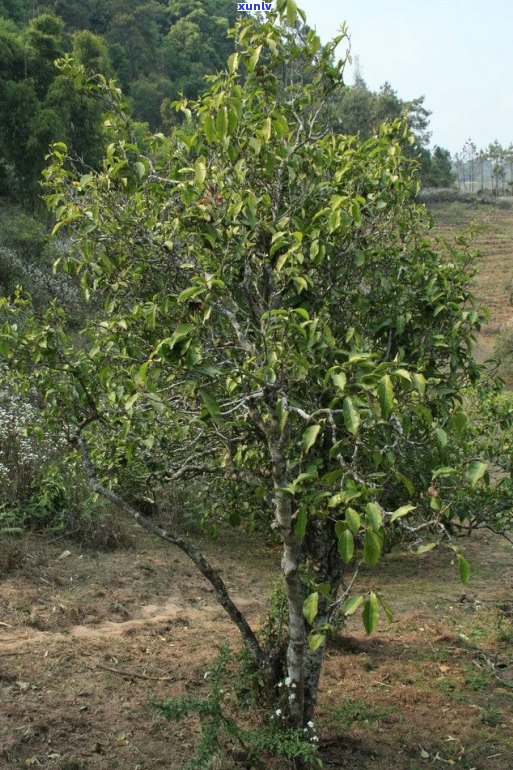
481, 706, 503, 727
464, 665, 492, 692
323, 699, 395, 729
152, 646, 322, 769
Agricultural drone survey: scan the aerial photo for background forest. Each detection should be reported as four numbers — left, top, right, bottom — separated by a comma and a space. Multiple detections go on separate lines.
0, 0, 455, 202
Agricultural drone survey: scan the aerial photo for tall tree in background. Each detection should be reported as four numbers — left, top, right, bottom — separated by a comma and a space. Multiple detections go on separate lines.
0, 13, 106, 201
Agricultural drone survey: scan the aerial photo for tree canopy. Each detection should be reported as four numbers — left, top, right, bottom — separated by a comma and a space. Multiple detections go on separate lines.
1, 5, 489, 752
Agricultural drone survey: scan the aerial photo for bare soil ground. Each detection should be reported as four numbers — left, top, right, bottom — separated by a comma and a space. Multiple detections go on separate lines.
1, 523, 513, 770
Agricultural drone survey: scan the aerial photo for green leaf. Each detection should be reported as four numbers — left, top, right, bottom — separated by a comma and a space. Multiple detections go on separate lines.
309, 632, 325, 651
286, 0, 298, 25
412, 373, 426, 396
178, 285, 204, 303
302, 424, 321, 454
343, 397, 360, 435
125, 392, 139, 412
203, 114, 216, 143
345, 507, 360, 534
363, 529, 381, 567
135, 360, 150, 385
338, 529, 354, 563
377, 374, 394, 419
343, 595, 363, 616
362, 592, 380, 634
449, 410, 467, 434
331, 371, 347, 391
303, 592, 319, 625
432, 466, 456, 479
247, 45, 262, 72
168, 324, 196, 350
466, 460, 487, 488
194, 159, 206, 184
416, 542, 437, 554
457, 554, 471, 585
377, 594, 394, 624
435, 428, 447, 448
365, 503, 382, 531
200, 390, 221, 424
261, 116, 272, 142
276, 399, 288, 434
294, 507, 307, 538
394, 470, 415, 496
216, 107, 228, 141
227, 52, 239, 73
390, 504, 416, 523
393, 368, 412, 383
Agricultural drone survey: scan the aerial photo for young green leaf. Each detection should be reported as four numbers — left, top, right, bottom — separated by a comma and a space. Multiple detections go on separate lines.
416, 542, 437, 554
362, 592, 380, 634
303, 591, 319, 625
363, 529, 381, 566
338, 529, 354, 563
377, 374, 394, 419
343, 595, 364, 616
377, 593, 394, 624
412, 372, 426, 396
124, 392, 139, 412
466, 460, 487, 488
261, 116, 272, 142
247, 45, 263, 72
276, 399, 288, 434
331, 371, 347, 391
390, 504, 416, 523
309, 632, 325, 651
216, 107, 228, 141
365, 502, 382, 531
302, 424, 321, 454
345, 507, 360, 534
457, 554, 471, 585
432, 466, 456, 479
194, 159, 207, 184
294, 507, 307, 538
202, 114, 216, 143
343, 397, 360, 435
286, 0, 298, 25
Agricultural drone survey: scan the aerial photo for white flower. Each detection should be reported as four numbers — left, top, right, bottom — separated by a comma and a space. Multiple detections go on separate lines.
284, 676, 292, 686
275, 709, 282, 717
311, 735, 319, 743
307, 720, 314, 728
289, 693, 296, 701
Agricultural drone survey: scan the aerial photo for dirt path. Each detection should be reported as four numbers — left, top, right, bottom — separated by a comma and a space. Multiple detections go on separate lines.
1, 527, 513, 769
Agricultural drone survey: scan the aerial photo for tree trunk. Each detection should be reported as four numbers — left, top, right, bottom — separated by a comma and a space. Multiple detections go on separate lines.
269, 440, 308, 726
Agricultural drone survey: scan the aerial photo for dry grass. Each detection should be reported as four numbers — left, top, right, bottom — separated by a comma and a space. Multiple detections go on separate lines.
1, 527, 513, 769
428, 200, 513, 367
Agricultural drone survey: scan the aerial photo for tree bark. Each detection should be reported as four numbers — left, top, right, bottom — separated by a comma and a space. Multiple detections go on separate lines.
269, 440, 308, 726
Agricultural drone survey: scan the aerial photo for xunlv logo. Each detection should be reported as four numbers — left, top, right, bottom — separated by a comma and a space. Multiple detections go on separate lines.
237, 3, 273, 9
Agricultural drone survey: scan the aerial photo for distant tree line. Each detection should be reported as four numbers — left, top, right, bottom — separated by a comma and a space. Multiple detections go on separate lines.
454, 138, 513, 196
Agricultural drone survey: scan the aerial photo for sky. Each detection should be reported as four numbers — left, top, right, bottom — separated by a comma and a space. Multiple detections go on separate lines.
295, 0, 513, 156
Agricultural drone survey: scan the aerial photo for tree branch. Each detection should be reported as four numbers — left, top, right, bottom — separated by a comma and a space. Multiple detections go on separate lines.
71, 434, 264, 665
